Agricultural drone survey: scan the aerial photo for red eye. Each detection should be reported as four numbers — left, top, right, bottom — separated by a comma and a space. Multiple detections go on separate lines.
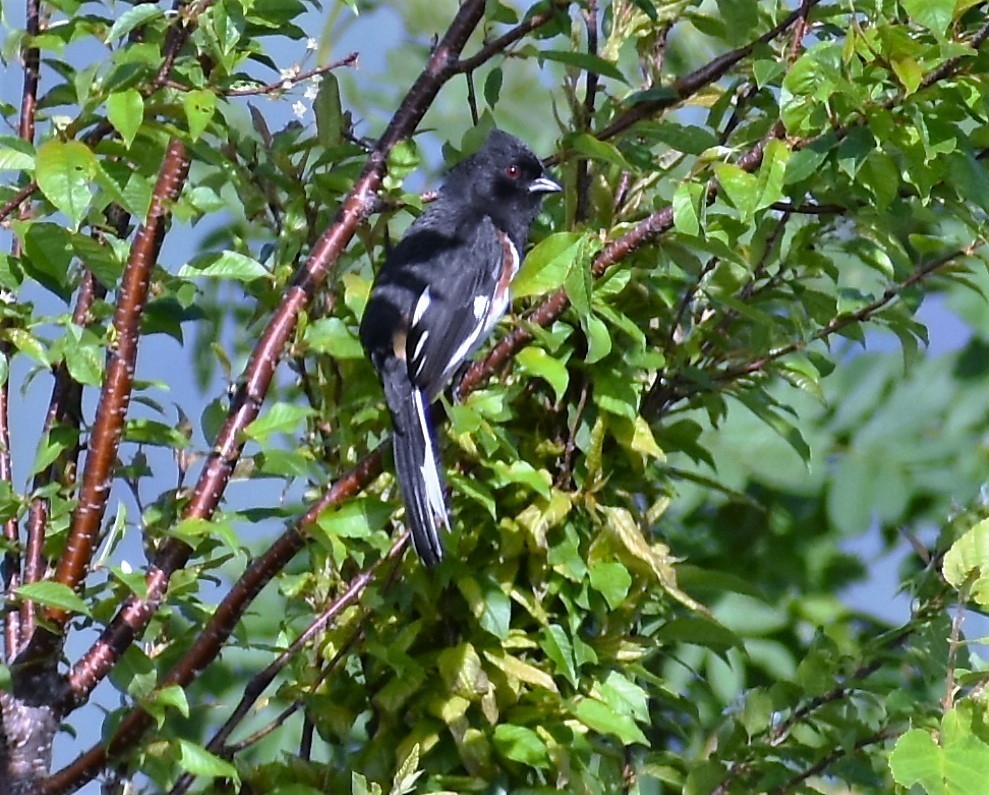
505, 164, 521, 179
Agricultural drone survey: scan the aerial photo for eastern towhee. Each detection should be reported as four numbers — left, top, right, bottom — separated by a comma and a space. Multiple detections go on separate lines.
360, 129, 561, 567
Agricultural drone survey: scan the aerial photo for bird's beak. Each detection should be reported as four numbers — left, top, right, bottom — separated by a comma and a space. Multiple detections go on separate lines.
529, 175, 562, 194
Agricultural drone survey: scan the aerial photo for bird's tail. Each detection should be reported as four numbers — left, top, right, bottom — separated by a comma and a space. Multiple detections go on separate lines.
381, 361, 449, 567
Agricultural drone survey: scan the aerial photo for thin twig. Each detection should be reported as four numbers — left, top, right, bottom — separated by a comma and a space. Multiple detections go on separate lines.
222, 53, 359, 96
575, 0, 599, 224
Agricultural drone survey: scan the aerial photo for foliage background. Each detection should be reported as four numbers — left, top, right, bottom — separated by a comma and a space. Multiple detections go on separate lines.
2, 0, 989, 793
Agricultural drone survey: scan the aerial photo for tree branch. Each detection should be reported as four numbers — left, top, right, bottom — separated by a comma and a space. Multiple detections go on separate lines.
40, 139, 189, 637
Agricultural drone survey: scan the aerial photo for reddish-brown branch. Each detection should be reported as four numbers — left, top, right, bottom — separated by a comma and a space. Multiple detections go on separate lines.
58, 0, 490, 730
20, 270, 109, 647
46, 140, 190, 629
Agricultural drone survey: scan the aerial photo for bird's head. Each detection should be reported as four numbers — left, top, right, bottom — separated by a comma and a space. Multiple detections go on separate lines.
446, 129, 561, 242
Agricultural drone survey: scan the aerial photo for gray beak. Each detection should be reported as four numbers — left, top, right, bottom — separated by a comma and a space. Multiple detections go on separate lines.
529, 175, 562, 194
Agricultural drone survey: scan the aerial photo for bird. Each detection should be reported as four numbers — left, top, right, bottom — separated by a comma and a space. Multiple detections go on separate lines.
359, 129, 561, 567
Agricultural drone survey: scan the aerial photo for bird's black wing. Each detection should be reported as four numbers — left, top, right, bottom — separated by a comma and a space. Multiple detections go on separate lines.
404, 216, 505, 400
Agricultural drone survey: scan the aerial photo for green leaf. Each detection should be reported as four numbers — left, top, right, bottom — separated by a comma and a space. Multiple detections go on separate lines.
35, 140, 96, 228
890, 710, 989, 795
482, 650, 558, 693
124, 419, 190, 448
6, 328, 49, 367
390, 742, 423, 795
583, 313, 611, 364
177, 739, 241, 786
313, 72, 343, 147
535, 49, 628, 83
900, 0, 954, 35
16, 581, 92, 617
244, 402, 314, 442
714, 162, 759, 219
649, 122, 719, 155
673, 182, 704, 236
516, 346, 569, 403
315, 497, 393, 541
588, 560, 632, 609
62, 327, 104, 386
182, 89, 216, 141
142, 684, 190, 726
572, 697, 647, 745
302, 317, 364, 359
603, 506, 705, 613
22, 221, 73, 300
106, 89, 144, 148
540, 624, 577, 687
483, 67, 503, 108
179, 251, 271, 282
943, 517, 989, 606
756, 139, 790, 209
0, 136, 35, 171
514, 231, 583, 298
569, 133, 633, 170
106, 4, 165, 41
492, 724, 550, 768
458, 576, 512, 640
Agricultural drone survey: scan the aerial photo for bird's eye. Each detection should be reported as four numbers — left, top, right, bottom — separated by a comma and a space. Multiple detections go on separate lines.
505, 164, 521, 179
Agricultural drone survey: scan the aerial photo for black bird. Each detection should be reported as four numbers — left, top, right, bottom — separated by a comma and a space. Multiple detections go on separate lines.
360, 129, 561, 567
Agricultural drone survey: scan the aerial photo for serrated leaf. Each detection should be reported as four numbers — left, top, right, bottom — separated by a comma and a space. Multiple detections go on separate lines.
146, 684, 190, 718
35, 140, 96, 228
16, 581, 92, 617
179, 251, 270, 282
107, 89, 144, 148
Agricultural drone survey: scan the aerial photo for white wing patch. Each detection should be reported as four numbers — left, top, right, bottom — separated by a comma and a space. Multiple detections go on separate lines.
411, 330, 430, 376
412, 286, 431, 326
412, 387, 449, 528
473, 294, 489, 319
